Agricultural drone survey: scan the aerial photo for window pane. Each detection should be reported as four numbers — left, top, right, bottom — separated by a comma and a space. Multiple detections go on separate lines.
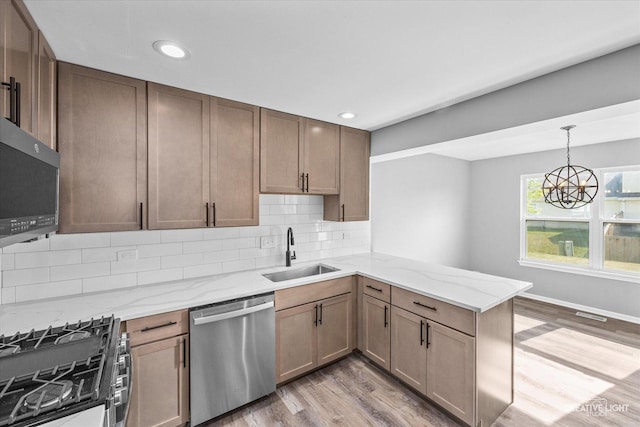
603, 170, 640, 220
526, 177, 590, 219
604, 222, 640, 272
526, 220, 589, 265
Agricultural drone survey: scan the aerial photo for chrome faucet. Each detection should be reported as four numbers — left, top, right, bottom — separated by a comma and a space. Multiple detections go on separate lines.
286, 227, 296, 267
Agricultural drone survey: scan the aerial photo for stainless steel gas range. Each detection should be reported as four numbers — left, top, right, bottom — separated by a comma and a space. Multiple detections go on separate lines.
0, 316, 131, 427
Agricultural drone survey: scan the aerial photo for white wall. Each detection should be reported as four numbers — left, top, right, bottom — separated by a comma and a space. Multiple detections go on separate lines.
0, 195, 370, 304
371, 153, 471, 269
469, 138, 640, 318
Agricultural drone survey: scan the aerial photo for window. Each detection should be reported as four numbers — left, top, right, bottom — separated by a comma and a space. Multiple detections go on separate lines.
520, 165, 640, 281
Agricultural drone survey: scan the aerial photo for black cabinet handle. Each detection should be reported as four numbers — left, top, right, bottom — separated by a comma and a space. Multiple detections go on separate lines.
426, 322, 431, 349
141, 321, 177, 332
15, 80, 20, 127
319, 303, 323, 325
413, 301, 437, 312
2, 77, 19, 126
420, 320, 424, 346
212, 203, 216, 226
384, 305, 388, 328
182, 337, 186, 368
366, 284, 383, 293
205, 202, 209, 227
301, 173, 305, 192
341, 204, 345, 222
314, 304, 318, 326
139, 202, 143, 230
305, 173, 309, 192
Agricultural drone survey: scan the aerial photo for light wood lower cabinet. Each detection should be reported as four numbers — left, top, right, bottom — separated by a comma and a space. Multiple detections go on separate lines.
390, 305, 475, 425
125, 309, 189, 427
128, 335, 189, 427
275, 278, 355, 384
361, 294, 391, 371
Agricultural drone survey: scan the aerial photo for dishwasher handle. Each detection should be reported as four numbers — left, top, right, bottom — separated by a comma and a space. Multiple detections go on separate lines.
192, 301, 274, 326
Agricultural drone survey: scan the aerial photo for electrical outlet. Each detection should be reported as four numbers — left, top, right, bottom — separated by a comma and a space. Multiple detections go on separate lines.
343, 232, 351, 240
260, 236, 276, 249
117, 249, 138, 262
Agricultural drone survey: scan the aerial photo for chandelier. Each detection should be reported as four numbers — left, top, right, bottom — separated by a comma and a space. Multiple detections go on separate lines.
542, 125, 598, 209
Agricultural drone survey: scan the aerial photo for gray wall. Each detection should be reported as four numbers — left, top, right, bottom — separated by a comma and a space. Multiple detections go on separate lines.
371, 153, 471, 269
469, 139, 640, 318
372, 44, 640, 156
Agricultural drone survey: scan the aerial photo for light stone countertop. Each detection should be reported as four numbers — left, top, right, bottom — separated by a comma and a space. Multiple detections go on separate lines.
0, 252, 532, 335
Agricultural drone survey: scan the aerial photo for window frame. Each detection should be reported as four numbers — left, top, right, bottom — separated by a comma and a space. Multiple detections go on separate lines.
519, 165, 640, 283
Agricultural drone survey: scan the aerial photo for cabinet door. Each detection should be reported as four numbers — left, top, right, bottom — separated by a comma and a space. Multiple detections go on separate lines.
317, 293, 353, 366
210, 98, 259, 227
36, 31, 55, 149
303, 118, 339, 194
58, 63, 147, 233
390, 306, 427, 394
260, 108, 303, 193
276, 301, 317, 383
148, 82, 210, 229
3, 0, 38, 134
426, 322, 476, 426
128, 335, 189, 427
362, 294, 390, 371
324, 126, 370, 221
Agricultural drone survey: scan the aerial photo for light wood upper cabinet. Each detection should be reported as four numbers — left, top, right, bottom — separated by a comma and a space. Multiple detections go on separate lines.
260, 108, 340, 195
324, 126, 370, 221
210, 98, 259, 227
147, 82, 210, 230
361, 294, 391, 371
36, 31, 56, 149
303, 118, 340, 194
58, 63, 147, 233
1, 0, 38, 135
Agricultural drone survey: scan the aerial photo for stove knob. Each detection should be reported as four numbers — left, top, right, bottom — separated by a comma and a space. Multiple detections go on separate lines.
114, 387, 128, 407
118, 354, 130, 372
118, 333, 130, 353
116, 374, 129, 389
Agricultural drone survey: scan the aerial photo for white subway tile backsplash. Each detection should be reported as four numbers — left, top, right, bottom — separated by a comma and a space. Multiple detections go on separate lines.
0, 195, 370, 304
183, 240, 223, 254
161, 229, 203, 243
138, 268, 183, 286
184, 263, 223, 279
137, 243, 183, 258
15, 280, 83, 303
110, 258, 160, 275
51, 263, 110, 282
161, 253, 203, 269
83, 274, 137, 294
50, 233, 110, 250
4, 267, 50, 287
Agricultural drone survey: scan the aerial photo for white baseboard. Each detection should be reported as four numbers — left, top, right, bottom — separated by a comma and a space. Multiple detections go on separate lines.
520, 292, 640, 325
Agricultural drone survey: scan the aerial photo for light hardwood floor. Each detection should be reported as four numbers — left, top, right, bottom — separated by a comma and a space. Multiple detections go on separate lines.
206, 297, 640, 427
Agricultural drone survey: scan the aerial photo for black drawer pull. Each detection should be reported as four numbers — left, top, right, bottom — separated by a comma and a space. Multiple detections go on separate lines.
366, 284, 383, 293
141, 321, 177, 332
413, 301, 437, 312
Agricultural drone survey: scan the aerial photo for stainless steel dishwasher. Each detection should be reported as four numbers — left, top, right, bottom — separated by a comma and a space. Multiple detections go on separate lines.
189, 292, 275, 426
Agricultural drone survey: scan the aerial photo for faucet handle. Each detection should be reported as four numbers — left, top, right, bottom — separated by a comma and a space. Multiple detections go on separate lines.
291, 251, 296, 260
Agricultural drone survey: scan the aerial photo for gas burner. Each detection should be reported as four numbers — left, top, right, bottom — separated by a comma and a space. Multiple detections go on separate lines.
24, 380, 74, 410
0, 345, 20, 357
55, 331, 92, 344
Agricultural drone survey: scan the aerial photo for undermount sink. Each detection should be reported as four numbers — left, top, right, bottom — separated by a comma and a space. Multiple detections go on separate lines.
262, 264, 340, 282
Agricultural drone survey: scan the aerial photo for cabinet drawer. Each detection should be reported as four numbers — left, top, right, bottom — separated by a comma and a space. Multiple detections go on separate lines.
126, 309, 189, 347
392, 287, 475, 336
361, 276, 391, 302
275, 276, 354, 311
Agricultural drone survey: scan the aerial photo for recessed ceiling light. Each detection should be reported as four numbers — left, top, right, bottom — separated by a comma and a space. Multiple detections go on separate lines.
152, 40, 190, 60
338, 112, 356, 119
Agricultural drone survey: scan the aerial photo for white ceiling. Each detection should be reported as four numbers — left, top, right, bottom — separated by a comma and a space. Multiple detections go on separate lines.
24, 0, 640, 156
